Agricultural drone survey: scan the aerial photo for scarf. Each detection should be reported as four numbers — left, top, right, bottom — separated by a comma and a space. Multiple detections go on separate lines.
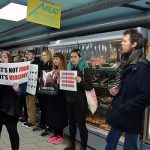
113, 49, 144, 88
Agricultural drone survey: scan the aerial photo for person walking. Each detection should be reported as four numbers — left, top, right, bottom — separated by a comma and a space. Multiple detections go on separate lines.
0, 51, 20, 150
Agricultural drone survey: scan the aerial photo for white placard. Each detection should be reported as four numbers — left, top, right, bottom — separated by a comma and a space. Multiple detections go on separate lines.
0, 61, 30, 85
60, 70, 77, 91
26, 64, 38, 95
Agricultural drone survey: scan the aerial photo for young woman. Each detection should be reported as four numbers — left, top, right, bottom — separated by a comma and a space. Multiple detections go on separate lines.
33, 50, 53, 136
64, 49, 93, 150
0, 52, 20, 150
46, 52, 68, 144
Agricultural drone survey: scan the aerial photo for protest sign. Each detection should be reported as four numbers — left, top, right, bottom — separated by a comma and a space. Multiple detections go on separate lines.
38, 70, 59, 95
60, 70, 77, 91
26, 64, 38, 95
0, 61, 30, 85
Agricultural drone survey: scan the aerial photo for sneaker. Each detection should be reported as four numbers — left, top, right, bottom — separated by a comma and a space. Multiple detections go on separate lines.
22, 122, 29, 127
47, 136, 57, 143
25, 123, 34, 128
52, 136, 63, 144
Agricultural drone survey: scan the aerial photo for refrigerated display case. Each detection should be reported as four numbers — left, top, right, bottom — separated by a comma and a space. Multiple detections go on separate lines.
49, 28, 148, 150
143, 31, 150, 150
143, 108, 150, 150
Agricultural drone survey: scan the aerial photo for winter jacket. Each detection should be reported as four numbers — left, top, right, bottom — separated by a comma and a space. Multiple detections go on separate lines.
0, 85, 20, 117
38, 61, 53, 95
106, 60, 150, 133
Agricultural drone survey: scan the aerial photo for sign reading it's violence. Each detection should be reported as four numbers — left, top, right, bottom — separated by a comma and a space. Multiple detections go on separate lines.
0, 61, 30, 85
60, 70, 77, 91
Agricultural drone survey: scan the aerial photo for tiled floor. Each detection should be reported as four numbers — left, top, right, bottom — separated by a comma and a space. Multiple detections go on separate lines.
0, 122, 93, 150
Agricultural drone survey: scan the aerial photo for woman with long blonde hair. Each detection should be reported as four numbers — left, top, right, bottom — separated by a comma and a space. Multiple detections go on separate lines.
33, 50, 53, 136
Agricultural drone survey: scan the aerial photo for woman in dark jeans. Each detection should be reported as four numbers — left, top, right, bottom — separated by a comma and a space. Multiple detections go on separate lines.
64, 49, 93, 150
33, 50, 53, 136
0, 52, 20, 150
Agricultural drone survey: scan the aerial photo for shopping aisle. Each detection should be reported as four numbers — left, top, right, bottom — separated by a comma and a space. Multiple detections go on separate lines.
0, 122, 93, 150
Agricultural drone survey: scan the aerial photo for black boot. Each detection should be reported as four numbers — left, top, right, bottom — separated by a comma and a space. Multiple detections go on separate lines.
64, 140, 76, 150
41, 126, 52, 136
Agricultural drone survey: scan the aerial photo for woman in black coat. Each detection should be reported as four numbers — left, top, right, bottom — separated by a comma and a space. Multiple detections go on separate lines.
33, 50, 53, 136
64, 49, 93, 150
0, 52, 20, 150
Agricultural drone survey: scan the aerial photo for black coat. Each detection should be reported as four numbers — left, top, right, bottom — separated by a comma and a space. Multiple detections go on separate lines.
46, 90, 68, 128
0, 85, 20, 123
107, 61, 150, 133
65, 67, 93, 103
38, 61, 52, 78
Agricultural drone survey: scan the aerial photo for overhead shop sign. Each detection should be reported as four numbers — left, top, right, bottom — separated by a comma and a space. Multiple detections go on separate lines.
27, 0, 61, 29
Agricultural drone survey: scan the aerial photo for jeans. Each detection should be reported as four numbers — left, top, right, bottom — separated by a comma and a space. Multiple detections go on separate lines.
105, 128, 138, 150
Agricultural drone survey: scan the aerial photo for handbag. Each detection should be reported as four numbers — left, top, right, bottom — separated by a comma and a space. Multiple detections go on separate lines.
83, 68, 98, 114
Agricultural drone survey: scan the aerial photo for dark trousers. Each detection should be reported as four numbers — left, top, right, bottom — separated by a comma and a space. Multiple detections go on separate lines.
19, 95, 28, 119
38, 94, 48, 127
53, 128, 63, 137
67, 99, 88, 148
0, 123, 19, 150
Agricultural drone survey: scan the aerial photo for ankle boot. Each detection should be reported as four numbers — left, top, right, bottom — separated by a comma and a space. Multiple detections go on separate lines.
64, 140, 76, 150
80, 146, 86, 150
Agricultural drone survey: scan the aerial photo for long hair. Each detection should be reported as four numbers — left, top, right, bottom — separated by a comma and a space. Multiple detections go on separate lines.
40, 50, 52, 64
67, 49, 89, 71
1, 51, 13, 63
7, 53, 13, 63
53, 52, 67, 70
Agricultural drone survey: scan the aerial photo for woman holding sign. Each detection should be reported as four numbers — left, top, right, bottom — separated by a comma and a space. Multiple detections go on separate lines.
46, 52, 68, 144
33, 50, 53, 136
64, 49, 93, 150
0, 51, 20, 150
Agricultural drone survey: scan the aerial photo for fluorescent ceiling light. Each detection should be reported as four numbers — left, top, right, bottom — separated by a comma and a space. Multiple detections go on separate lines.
0, 3, 27, 21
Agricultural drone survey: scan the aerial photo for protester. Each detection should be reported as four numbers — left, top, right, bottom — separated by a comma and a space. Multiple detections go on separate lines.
46, 52, 68, 144
14, 55, 28, 123
22, 50, 39, 128
64, 49, 93, 150
0, 51, 20, 150
33, 50, 53, 136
